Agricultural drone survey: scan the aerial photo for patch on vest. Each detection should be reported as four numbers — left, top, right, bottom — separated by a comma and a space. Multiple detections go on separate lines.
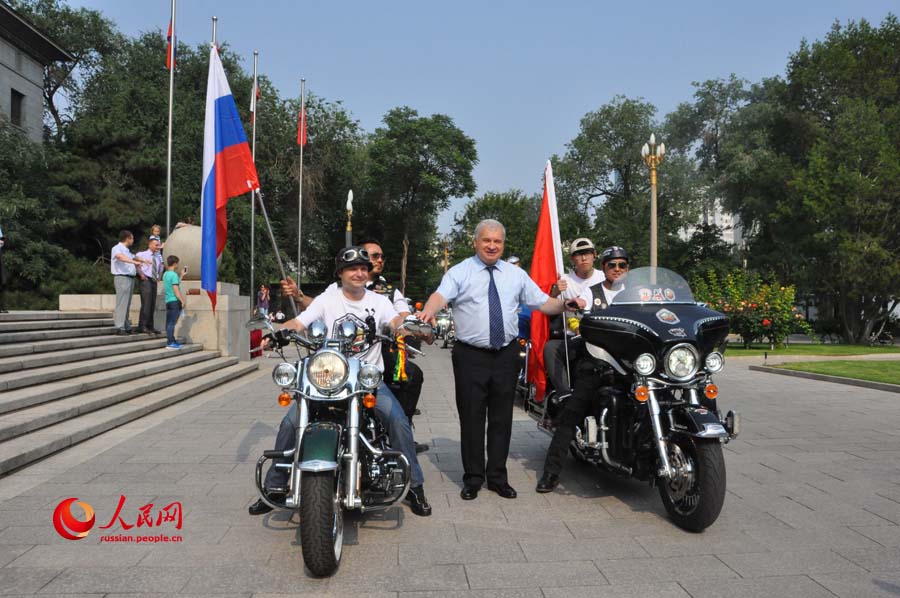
594, 298, 603, 307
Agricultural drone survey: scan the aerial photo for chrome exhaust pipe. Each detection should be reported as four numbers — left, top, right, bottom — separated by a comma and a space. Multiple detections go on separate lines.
598, 408, 631, 474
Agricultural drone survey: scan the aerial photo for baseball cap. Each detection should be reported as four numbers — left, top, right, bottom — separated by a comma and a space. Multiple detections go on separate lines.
149, 235, 161, 242
508, 256, 520, 265
569, 238, 595, 255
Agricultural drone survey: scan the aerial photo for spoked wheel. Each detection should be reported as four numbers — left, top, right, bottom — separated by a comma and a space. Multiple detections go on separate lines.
658, 436, 726, 532
300, 471, 344, 577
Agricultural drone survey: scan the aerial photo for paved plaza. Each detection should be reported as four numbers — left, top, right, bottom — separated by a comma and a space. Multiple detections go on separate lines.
1, 346, 899, 597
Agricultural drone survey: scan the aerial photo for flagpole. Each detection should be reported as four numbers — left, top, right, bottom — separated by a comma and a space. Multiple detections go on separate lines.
257, 189, 298, 316
250, 50, 258, 311
297, 78, 305, 280
211, 16, 217, 47
165, 0, 176, 236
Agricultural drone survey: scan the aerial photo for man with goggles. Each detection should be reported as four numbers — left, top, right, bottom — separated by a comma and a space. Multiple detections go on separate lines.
250, 246, 433, 517
537, 246, 630, 493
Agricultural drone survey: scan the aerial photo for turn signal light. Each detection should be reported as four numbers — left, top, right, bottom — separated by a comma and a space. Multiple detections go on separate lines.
362, 393, 377, 409
704, 384, 719, 400
635, 386, 649, 402
277, 391, 292, 407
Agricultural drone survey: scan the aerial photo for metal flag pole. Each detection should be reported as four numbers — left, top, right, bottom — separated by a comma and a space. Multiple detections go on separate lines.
345, 190, 353, 247
165, 0, 176, 236
250, 50, 258, 312
297, 78, 305, 280
211, 16, 217, 47
256, 189, 298, 315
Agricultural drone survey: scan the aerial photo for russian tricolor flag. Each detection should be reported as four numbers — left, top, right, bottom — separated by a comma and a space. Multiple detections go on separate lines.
201, 45, 259, 311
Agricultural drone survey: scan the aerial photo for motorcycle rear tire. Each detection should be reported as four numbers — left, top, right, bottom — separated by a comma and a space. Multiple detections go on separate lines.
658, 437, 726, 533
300, 471, 343, 577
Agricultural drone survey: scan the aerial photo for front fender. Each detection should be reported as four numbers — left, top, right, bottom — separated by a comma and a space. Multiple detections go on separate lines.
668, 407, 729, 439
298, 422, 342, 471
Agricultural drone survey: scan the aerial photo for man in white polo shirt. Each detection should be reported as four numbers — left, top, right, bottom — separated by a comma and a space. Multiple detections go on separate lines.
110, 230, 148, 335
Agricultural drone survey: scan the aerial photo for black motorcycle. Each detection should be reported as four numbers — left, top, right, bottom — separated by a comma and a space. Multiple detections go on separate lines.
526, 267, 739, 532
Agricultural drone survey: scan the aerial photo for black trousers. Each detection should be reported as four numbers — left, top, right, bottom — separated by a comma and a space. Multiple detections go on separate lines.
138, 279, 158, 331
382, 344, 424, 422
542, 359, 611, 476
543, 338, 576, 397
452, 341, 520, 487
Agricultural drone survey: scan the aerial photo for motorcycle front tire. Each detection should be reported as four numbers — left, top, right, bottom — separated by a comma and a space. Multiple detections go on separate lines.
658, 436, 726, 533
300, 471, 344, 577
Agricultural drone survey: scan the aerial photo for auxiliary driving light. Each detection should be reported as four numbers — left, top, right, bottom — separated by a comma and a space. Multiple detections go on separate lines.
272, 363, 297, 387
634, 353, 656, 376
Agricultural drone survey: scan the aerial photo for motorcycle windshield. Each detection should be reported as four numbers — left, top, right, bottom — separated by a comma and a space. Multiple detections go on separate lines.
609, 267, 695, 305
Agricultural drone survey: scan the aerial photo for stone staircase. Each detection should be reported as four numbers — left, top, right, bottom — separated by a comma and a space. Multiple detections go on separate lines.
0, 311, 259, 475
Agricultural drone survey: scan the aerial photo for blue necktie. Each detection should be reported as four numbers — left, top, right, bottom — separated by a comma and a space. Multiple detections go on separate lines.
487, 266, 504, 349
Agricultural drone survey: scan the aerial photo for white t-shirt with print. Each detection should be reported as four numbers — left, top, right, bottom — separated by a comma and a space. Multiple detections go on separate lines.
297, 288, 399, 371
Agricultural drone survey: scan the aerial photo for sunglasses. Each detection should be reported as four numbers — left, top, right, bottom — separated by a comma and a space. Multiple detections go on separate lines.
605, 261, 629, 270
339, 248, 370, 263
368, 252, 384, 261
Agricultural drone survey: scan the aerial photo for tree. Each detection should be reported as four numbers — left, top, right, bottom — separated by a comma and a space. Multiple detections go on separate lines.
555, 96, 703, 267
717, 16, 900, 342
367, 107, 477, 294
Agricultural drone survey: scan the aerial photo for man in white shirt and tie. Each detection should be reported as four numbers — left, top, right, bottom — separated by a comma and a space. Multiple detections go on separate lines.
110, 230, 148, 335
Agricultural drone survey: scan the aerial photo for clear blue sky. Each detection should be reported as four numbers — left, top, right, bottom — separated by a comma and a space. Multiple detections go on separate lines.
71, 0, 896, 232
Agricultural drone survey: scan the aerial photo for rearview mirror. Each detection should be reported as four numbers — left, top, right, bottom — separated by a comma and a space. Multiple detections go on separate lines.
245, 314, 275, 332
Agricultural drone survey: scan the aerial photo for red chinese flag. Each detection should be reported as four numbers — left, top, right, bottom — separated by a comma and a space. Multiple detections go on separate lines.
297, 107, 307, 146
527, 161, 564, 402
166, 21, 176, 70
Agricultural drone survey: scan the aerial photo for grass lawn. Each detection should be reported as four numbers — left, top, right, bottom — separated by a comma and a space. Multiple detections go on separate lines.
725, 343, 900, 357
774, 360, 900, 385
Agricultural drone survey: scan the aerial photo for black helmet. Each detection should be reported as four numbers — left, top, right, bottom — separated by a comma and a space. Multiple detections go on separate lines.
600, 246, 629, 265
333, 246, 373, 277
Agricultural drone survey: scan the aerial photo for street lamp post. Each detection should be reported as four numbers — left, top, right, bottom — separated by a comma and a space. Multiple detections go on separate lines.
641, 133, 665, 269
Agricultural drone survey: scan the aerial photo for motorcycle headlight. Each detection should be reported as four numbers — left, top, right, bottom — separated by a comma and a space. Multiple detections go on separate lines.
306, 350, 349, 392
272, 362, 297, 387
664, 344, 699, 382
705, 351, 724, 373
358, 363, 382, 391
634, 353, 656, 376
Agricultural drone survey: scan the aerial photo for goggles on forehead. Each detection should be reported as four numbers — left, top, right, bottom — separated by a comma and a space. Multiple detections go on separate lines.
338, 248, 370, 263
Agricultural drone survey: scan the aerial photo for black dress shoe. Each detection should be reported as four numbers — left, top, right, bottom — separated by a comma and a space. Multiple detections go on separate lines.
415, 442, 430, 454
460, 485, 480, 500
405, 486, 432, 516
248, 494, 284, 516
535, 472, 560, 493
487, 482, 517, 499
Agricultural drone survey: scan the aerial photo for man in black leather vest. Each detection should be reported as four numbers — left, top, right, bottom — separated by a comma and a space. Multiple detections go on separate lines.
536, 247, 629, 493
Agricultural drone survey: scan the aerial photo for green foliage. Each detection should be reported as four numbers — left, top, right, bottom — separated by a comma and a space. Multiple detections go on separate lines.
553, 96, 703, 266
366, 107, 478, 295
692, 269, 811, 348
716, 16, 900, 343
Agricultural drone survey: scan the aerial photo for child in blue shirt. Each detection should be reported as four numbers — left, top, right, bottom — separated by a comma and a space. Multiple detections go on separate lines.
162, 255, 187, 348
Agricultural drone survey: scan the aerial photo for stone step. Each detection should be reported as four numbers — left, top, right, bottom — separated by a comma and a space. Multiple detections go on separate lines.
0, 311, 113, 322
0, 318, 115, 333
0, 351, 226, 442
0, 331, 148, 359
0, 326, 122, 345
0, 360, 259, 476
0, 340, 193, 389
0, 346, 210, 416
